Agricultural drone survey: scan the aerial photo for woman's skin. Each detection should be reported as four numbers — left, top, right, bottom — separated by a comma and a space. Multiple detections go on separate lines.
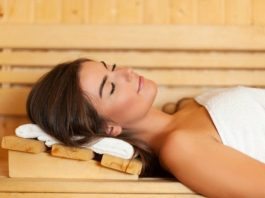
80, 61, 265, 197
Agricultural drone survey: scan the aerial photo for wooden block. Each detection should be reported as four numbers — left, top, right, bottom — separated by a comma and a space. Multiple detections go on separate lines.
101, 154, 142, 175
1, 136, 46, 154
51, 144, 94, 161
8, 150, 138, 180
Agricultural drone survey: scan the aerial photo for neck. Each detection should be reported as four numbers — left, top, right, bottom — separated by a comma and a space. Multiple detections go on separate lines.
124, 107, 182, 156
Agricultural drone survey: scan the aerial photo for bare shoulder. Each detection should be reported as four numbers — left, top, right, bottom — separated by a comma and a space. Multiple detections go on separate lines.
159, 131, 205, 176
159, 132, 265, 197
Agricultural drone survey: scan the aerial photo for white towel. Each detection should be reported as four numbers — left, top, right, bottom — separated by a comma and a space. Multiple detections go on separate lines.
15, 124, 135, 159
195, 86, 265, 163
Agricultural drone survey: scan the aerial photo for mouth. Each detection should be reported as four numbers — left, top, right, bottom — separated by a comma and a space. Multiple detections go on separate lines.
137, 76, 144, 93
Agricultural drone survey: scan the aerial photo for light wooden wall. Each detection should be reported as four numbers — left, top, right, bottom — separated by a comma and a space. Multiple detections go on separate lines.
0, 0, 265, 25
1, 0, 265, 161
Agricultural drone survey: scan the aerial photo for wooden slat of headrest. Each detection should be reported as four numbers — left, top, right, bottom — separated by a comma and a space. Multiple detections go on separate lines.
1, 24, 265, 50
1, 51, 265, 69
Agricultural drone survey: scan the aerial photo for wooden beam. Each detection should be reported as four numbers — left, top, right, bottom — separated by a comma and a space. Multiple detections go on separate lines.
0, 193, 201, 197
1, 87, 205, 115
0, 88, 30, 115
1, 24, 265, 50
0, 175, 194, 194
1, 51, 265, 69
8, 151, 138, 180
1, 69, 265, 86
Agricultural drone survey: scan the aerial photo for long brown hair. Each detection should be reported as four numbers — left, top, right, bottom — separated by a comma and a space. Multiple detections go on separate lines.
26, 58, 163, 176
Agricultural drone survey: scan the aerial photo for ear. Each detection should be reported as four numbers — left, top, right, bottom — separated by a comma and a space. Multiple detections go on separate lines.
106, 124, 122, 137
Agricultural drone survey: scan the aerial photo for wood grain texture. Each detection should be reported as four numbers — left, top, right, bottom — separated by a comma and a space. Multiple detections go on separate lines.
0, 0, 4, 22
197, 0, 225, 24
0, 170, 194, 194
2, 69, 265, 85
2, 25, 265, 50
2, 51, 265, 69
89, 0, 116, 24
34, 0, 62, 23
225, 0, 252, 25
0, 193, 203, 198
252, 0, 265, 25
1, 136, 47, 153
143, 0, 170, 24
1, 0, 263, 25
8, 150, 138, 180
0, 116, 29, 160
0, 87, 207, 115
0, 157, 199, 196
101, 154, 142, 175
170, 0, 197, 24
5, 0, 34, 23
62, 0, 84, 24
51, 144, 94, 161
116, 0, 143, 24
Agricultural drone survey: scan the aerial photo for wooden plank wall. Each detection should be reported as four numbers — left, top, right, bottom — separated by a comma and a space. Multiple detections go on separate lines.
0, 0, 264, 25
1, 0, 265, 161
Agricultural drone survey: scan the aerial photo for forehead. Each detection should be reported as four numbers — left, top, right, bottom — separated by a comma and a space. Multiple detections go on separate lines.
79, 61, 105, 99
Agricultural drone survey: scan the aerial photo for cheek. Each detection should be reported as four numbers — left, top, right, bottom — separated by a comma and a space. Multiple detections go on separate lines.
107, 95, 140, 123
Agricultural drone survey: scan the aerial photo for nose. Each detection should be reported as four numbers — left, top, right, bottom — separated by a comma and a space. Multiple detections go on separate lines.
117, 67, 134, 82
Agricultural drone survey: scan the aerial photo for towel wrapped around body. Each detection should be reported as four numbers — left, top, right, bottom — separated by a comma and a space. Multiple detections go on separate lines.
195, 86, 265, 163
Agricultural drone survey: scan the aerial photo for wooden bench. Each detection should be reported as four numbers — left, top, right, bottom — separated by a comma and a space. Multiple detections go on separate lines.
1, 24, 265, 197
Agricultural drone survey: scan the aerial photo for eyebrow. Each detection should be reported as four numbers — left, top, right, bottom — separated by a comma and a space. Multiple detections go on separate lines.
101, 61, 108, 69
99, 61, 108, 98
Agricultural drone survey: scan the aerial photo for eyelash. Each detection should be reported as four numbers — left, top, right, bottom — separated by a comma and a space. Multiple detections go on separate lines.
110, 64, 116, 95
112, 64, 116, 71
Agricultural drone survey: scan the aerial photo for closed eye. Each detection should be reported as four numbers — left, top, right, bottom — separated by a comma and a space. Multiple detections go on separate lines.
99, 62, 117, 98
112, 64, 116, 71
110, 64, 116, 95
110, 82, 115, 95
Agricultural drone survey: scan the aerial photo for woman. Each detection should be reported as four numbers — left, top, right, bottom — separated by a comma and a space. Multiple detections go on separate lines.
27, 58, 265, 197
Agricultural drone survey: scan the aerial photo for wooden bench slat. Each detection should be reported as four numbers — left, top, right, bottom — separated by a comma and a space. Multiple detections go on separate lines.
142, 69, 265, 86
1, 69, 265, 86
1, 87, 202, 115
1, 51, 265, 69
1, 85, 263, 116
0, 88, 30, 115
0, 71, 45, 84
8, 151, 138, 180
0, 193, 202, 198
0, 177, 194, 194
1, 24, 265, 50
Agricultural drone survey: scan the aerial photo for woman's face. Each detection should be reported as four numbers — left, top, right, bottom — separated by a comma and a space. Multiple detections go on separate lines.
79, 61, 157, 128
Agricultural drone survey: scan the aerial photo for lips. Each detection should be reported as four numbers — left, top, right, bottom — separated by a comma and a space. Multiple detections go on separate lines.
137, 76, 144, 93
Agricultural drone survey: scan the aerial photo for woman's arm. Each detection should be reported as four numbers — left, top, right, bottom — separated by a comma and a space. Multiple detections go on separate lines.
159, 133, 265, 198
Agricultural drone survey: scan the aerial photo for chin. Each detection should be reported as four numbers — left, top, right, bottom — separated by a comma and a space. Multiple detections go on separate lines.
151, 80, 158, 97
